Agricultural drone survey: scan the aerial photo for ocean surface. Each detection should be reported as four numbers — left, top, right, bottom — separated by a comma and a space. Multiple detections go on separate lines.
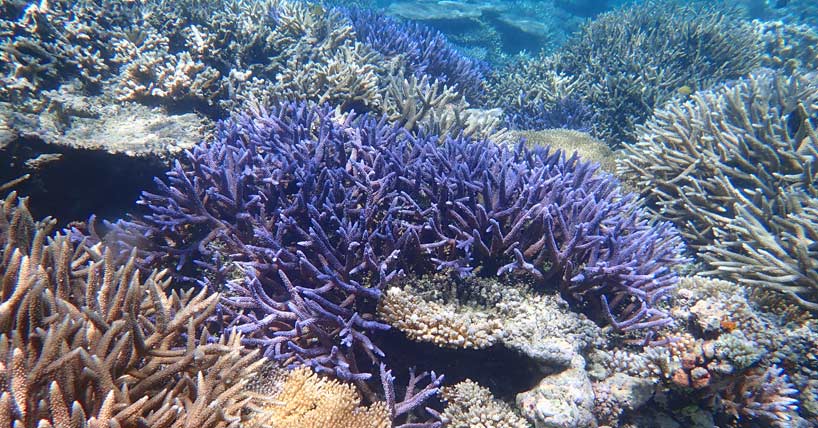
1, 0, 817, 427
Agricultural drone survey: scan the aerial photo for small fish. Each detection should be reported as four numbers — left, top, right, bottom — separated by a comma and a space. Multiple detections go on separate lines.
309, 3, 325, 15
775, 0, 789, 8
677, 85, 692, 96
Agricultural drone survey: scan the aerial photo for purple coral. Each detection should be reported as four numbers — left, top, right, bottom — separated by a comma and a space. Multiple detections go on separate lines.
504, 94, 596, 132
108, 101, 684, 387
344, 8, 488, 101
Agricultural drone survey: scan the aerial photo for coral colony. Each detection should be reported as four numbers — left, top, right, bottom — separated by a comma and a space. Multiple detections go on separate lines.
107, 101, 686, 383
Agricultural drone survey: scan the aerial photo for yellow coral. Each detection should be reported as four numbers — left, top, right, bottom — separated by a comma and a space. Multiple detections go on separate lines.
249, 367, 390, 428
378, 285, 505, 349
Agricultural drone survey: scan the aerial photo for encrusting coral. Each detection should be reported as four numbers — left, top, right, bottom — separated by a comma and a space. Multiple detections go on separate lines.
378, 274, 600, 369
0, 192, 262, 427
618, 68, 818, 311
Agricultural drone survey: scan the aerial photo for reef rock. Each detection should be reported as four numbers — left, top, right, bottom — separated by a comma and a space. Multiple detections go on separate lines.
517, 355, 596, 428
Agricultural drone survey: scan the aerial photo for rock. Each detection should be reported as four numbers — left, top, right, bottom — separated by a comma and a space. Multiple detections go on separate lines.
601, 373, 654, 411
517, 355, 596, 428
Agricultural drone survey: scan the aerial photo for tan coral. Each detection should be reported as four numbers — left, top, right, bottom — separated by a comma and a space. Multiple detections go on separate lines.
379, 286, 505, 349
247, 366, 390, 428
618, 69, 818, 310
502, 129, 616, 173
0, 192, 261, 428
441, 380, 530, 428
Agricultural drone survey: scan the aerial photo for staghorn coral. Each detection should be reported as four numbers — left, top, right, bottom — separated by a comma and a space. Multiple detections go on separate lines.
502, 95, 594, 133
618, 68, 818, 310
482, 55, 582, 131
344, 8, 488, 102
0, 0, 124, 103
0, 192, 261, 428
103, 100, 684, 392
757, 20, 818, 72
441, 380, 530, 428
553, 0, 762, 145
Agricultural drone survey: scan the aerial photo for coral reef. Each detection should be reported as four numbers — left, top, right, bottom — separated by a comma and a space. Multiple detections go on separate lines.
516, 355, 596, 428
379, 274, 600, 369
503, 129, 616, 174
584, 275, 813, 426
247, 366, 391, 428
618, 68, 818, 310
1, 0, 501, 160
502, 95, 594, 132
345, 9, 488, 102
441, 380, 530, 428
552, 0, 762, 144
105, 99, 685, 392
0, 192, 261, 427
718, 365, 799, 427
757, 20, 818, 72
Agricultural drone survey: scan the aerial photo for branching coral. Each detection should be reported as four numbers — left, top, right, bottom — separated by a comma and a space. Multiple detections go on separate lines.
719, 365, 800, 428
553, 0, 762, 145
344, 8, 488, 102
103, 99, 684, 399
0, 192, 261, 427
618, 68, 818, 310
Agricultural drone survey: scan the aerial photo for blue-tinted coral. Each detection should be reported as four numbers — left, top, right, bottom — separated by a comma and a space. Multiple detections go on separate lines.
109, 101, 685, 386
345, 8, 488, 101
504, 94, 595, 132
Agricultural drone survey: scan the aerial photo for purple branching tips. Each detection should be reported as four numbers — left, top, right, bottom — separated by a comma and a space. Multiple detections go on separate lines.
381, 363, 446, 428
344, 8, 488, 101
110, 100, 685, 386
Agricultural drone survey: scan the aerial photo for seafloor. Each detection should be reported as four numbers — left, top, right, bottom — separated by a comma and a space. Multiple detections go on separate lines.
1, 0, 818, 427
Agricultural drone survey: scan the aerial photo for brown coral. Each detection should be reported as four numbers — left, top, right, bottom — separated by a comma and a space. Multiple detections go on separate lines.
0, 193, 261, 428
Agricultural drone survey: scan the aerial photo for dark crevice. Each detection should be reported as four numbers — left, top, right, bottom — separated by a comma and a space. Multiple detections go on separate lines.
1, 136, 168, 227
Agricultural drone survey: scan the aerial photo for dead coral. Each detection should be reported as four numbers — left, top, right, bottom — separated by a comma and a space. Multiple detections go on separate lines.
0, 193, 261, 428
618, 68, 818, 310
